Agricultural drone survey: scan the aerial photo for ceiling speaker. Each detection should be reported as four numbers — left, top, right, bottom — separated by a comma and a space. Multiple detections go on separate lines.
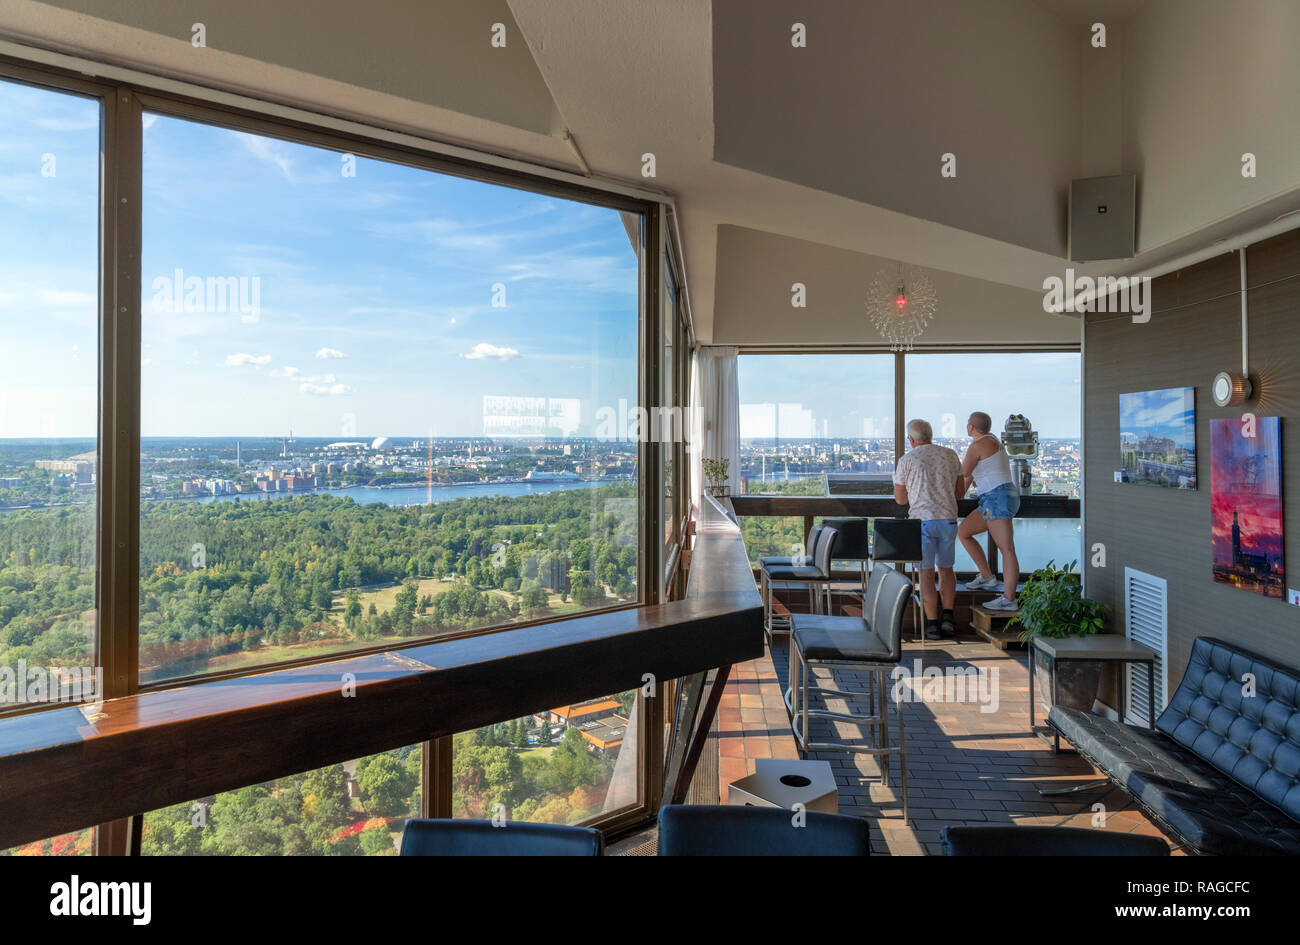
1069, 174, 1135, 261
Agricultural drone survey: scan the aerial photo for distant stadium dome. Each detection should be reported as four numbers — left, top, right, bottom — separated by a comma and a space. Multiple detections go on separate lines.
370, 436, 391, 450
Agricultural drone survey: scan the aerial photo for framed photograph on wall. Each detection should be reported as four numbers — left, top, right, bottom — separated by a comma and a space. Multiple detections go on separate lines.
1211, 416, 1284, 599
1118, 387, 1197, 488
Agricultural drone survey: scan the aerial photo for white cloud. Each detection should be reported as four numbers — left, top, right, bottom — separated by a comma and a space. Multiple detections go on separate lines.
225, 353, 271, 367
464, 343, 520, 361
315, 347, 345, 359
271, 366, 301, 377
299, 381, 352, 396
235, 132, 294, 180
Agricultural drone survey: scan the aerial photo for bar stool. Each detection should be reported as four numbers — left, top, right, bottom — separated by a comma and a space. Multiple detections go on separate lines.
658, 804, 871, 856
819, 517, 872, 612
759, 525, 816, 597
759, 524, 822, 627
784, 565, 912, 821
759, 519, 821, 639
870, 518, 924, 645
399, 819, 603, 855
760, 523, 822, 570
761, 526, 838, 639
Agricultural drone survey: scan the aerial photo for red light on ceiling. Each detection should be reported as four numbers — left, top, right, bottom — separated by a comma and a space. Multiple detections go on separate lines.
896, 296, 907, 307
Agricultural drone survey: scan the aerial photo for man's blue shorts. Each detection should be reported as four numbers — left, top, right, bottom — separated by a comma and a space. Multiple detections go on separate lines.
920, 519, 958, 569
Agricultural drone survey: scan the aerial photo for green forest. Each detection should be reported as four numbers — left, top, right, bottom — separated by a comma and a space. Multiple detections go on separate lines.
0, 483, 638, 682
2, 716, 624, 856
0, 482, 639, 855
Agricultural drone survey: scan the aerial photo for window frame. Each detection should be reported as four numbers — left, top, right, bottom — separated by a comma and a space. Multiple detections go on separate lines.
0, 54, 679, 848
737, 345, 1081, 466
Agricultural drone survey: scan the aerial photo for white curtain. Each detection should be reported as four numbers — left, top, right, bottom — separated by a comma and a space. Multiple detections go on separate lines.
689, 345, 741, 511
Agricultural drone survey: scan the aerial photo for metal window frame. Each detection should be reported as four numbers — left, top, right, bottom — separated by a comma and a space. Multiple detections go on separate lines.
734, 345, 1082, 463
0, 54, 674, 849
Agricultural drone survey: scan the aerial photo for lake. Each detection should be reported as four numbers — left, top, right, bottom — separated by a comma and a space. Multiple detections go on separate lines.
191, 479, 610, 508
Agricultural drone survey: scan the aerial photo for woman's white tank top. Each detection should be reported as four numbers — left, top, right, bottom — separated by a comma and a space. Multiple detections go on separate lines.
971, 434, 1014, 493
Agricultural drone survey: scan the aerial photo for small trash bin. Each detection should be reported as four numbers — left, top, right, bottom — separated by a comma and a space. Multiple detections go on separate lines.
726, 759, 838, 813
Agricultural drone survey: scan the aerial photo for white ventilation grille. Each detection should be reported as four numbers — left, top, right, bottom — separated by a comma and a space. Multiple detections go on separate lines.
1124, 567, 1168, 726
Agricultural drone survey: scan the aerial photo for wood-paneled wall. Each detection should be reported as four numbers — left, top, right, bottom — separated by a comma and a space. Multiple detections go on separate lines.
1084, 229, 1300, 689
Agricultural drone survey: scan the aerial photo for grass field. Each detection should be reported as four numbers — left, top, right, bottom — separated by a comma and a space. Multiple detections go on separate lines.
327, 578, 597, 625
196, 578, 618, 676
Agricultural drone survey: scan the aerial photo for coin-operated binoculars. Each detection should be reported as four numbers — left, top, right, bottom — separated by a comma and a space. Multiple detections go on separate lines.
1001, 414, 1038, 495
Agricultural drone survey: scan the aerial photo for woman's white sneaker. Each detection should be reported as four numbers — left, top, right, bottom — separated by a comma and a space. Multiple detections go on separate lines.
966, 575, 999, 590
983, 595, 1019, 612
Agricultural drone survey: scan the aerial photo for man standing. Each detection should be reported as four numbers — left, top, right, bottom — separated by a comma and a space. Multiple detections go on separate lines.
893, 419, 964, 640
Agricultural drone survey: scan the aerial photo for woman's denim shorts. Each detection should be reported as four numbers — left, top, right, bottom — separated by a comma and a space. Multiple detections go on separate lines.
978, 482, 1020, 520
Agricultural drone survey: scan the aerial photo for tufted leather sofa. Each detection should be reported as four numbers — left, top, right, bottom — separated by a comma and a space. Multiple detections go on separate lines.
1049, 636, 1300, 855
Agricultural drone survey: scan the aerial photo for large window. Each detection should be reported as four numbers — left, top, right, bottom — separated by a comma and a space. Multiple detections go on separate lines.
904, 352, 1080, 498
0, 58, 672, 852
0, 79, 100, 709
905, 352, 1081, 570
453, 688, 640, 823
738, 351, 1081, 572
138, 112, 642, 683
142, 745, 422, 855
738, 354, 896, 495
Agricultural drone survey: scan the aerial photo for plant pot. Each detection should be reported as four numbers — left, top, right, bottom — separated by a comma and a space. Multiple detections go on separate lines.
707, 484, 730, 497
1033, 643, 1103, 714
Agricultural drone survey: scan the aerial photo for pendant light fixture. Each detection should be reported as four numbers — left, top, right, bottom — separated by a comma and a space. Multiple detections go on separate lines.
866, 263, 938, 351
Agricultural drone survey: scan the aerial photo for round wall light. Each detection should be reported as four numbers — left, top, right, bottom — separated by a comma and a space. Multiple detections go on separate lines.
1212, 371, 1252, 407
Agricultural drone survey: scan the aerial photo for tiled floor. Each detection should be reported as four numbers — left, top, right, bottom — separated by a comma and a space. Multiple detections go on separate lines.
716, 634, 1174, 856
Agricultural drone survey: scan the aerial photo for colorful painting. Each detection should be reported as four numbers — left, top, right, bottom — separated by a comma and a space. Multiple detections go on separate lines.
1118, 387, 1197, 488
1211, 416, 1284, 599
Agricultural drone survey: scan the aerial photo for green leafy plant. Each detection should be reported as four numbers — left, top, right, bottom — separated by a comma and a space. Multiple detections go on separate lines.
702, 457, 730, 487
1007, 560, 1108, 642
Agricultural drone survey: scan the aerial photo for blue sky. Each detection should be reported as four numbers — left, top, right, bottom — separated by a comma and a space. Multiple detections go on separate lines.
0, 80, 100, 440
3, 77, 1081, 444
1119, 387, 1195, 450
2, 79, 640, 439
740, 352, 1081, 440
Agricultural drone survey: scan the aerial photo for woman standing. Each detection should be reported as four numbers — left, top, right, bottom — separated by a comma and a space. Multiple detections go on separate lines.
958, 411, 1020, 611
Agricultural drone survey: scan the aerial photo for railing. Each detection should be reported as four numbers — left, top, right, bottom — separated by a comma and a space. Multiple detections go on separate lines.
730, 494, 1082, 574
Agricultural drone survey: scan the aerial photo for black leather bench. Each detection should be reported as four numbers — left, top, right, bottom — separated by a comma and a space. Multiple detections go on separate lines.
1049, 636, 1300, 855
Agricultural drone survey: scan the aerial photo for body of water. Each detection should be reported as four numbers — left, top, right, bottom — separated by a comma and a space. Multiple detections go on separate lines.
190, 479, 611, 507
958, 518, 1083, 573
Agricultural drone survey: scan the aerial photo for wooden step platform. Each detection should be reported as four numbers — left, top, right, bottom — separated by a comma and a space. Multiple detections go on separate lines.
970, 603, 1025, 649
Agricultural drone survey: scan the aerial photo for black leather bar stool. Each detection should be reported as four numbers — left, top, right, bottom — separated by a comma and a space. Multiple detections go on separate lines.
658, 804, 871, 856
870, 518, 924, 644
761, 526, 838, 639
759, 524, 823, 632
399, 819, 603, 856
785, 565, 912, 821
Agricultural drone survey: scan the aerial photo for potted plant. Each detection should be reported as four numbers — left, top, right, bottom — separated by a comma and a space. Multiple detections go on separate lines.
702, 457, 730, 497
1007, 560, 1109, 712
